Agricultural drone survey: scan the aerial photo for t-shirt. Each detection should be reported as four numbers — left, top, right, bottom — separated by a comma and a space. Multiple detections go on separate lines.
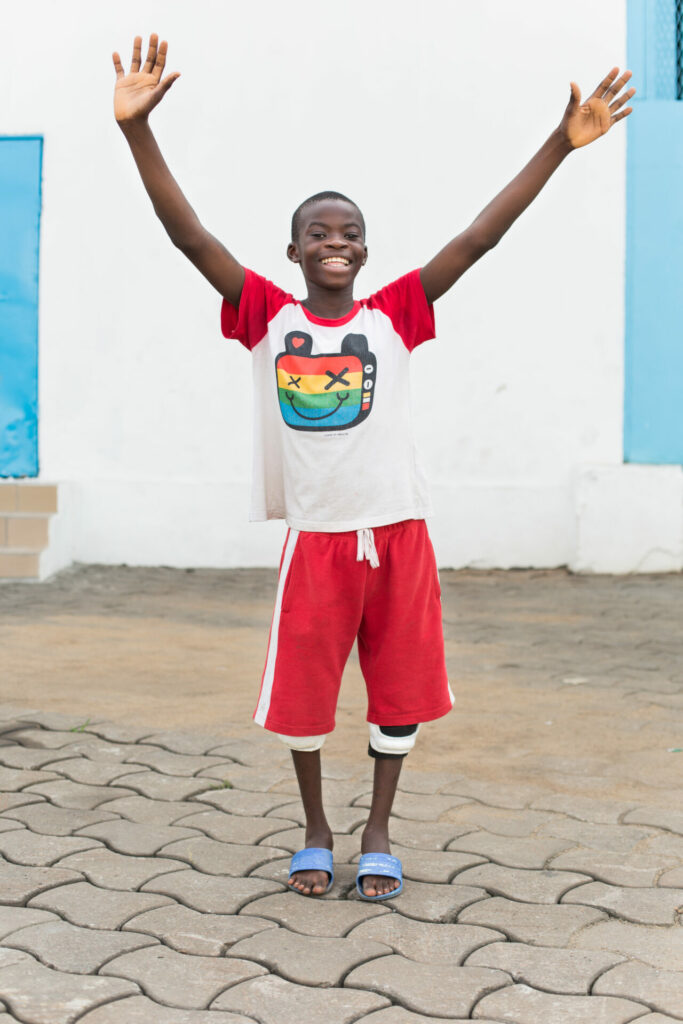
221, 267, 436, 532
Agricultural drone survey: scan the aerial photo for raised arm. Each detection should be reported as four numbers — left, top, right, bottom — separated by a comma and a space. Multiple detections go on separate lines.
420, 68, 635, 304
113, 34, 244, 306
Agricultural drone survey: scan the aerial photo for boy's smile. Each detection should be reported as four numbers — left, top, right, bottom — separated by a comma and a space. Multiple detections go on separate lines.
287, 198, 367, 317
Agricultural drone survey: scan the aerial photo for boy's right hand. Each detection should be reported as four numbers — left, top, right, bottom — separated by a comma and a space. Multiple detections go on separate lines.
112, 34, 180, 125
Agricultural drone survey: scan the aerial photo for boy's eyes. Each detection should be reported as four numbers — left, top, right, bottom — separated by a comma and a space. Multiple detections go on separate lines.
309, 232, 359, 240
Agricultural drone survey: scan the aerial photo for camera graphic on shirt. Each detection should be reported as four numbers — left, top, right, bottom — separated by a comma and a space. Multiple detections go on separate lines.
275, 331, 377, 432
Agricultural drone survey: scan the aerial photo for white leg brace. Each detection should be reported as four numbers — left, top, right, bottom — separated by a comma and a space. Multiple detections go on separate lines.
277, 733, 326, 752
368, 722, 420, 756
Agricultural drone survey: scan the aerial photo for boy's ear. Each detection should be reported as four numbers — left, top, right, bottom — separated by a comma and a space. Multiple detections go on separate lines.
362, 245, 368, 265
287, 242, 300, 264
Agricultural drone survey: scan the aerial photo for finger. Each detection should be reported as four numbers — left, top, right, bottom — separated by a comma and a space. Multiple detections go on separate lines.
604, 69, 632, 103
157, 71, 180, 97
588, 67, 619, 100
112, 51, 125, 79
609, 86, 636, 113
142, 33, 158, 74
610, 106, 633, 125
130, 35, 143, 73
153, 39, 168, 83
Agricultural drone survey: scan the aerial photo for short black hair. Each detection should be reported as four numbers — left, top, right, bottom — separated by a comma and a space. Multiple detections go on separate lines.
291, 191, 365, 242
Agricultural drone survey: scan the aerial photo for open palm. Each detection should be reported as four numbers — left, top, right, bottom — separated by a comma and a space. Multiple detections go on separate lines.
112, 34, 179, 123
561, 68, 635, 149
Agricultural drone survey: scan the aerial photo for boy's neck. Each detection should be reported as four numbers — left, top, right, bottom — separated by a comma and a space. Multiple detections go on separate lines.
301, 281, 356, 320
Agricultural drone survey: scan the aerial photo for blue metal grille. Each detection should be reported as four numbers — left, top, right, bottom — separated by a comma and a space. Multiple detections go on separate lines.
677, 0, 683, 98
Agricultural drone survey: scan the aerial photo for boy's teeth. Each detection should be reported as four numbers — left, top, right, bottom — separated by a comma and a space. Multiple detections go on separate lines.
322, 258, 349, 265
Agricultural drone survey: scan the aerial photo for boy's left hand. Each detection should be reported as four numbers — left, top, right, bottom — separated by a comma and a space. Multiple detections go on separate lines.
560, 68, 635, 149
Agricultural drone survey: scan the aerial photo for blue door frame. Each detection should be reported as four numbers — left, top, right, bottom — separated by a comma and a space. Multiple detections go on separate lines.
625, 1, 683, 464
0, 136, 43, 477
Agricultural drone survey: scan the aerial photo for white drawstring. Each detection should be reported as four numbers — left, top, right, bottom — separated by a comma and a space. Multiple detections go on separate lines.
356, 528, 380, 568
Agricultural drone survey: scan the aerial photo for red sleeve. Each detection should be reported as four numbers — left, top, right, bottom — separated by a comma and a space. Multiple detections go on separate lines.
363, 268, 435, 352
220, 268, 292, 351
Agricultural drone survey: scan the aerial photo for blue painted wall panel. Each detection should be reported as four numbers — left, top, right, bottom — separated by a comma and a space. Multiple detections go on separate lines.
0, 137, 42, 477
625, 1, 683, 464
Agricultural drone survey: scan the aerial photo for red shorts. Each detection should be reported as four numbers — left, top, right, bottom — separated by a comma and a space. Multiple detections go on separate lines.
254, 519, 453, 736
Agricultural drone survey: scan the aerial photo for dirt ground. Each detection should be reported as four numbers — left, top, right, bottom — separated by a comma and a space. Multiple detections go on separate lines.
1, 564, 681, 803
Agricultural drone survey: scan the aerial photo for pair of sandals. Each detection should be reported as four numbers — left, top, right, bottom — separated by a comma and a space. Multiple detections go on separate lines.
287, 847, 403, 901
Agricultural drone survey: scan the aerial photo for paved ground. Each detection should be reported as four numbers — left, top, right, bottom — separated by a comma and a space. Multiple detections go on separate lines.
0, 565, 681, 1021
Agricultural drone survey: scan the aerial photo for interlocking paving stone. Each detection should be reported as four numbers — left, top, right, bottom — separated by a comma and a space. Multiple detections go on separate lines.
45, 758, 139, 785
196, 764, 292, 791
458, 896, 606, 945
94, 795, 213, 826
572, 920, 683, 970
158, 836, 288, 875
212, 974, 389, 1022
0, 767, 59, 790
227, 927, 391, 986
348, 914, 504, 964
3, 920, 158, 973
0, 746, 76, 770
355, 791, 470, 821
441, 778, 549, 809
472, 983, 649, 1022
448, 832, 574, 869
624, 806, 683, 836
141, 730, 228, 756
75, 819, 202, 855
100, 945, 266, 1008
0, 949, 140, 1024
549, 848, 678, 887
177, 809, 297, 844
109, 771, 215, 802
368, 880, 486, 922
625, 1016, 683, 1024
207, 737, 284, 767
239, 891, 390, 936
264, 801, 366, 833
537, 818, 656, 852
0, 906, 58, 940
390, 845, 486, 883
9, 711, 107, 732
562, 880, 683, 924
466, 941, 626, 994
28, 881, 173, 928
659, 865, 683, 887
594, 962, 683, 1018
531, 794, 637, 824
82, 721, 160, 744
1, 728, 86, 750
0, 828, 101, 865
56, 847, 185, 890
441, 804, 554, 837
0, 792, 44, 811
358, 1010, 502, 1024
192, 788, 294, 816
78, 995, 258, 1023
642, 831, 683, 861
372, 818, 474, 850
25, 779, 136, 809
122, 748, 233, 777
122, 904, 277, 955
0, 821, 22, 834
141, 869, 282, 914
1, 802, 118, 835
454, 863, 592, 904
0, 862, 82, 904
345, 955, 510, 1017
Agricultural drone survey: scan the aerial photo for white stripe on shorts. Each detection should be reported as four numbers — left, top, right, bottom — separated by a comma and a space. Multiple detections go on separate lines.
254, 528, 299, 727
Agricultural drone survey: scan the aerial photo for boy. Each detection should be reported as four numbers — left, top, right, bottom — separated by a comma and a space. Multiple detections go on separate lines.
112, 34, 634, 900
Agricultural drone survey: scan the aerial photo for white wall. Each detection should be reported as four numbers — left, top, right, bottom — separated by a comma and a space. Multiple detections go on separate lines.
4, 0, 659, 570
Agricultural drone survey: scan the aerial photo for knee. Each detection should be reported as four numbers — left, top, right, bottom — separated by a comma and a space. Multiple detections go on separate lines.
368, 723, 420, 758
277, 733, 326, 752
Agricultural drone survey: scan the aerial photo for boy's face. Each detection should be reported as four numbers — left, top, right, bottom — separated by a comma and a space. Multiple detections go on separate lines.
287, 199, 367, 291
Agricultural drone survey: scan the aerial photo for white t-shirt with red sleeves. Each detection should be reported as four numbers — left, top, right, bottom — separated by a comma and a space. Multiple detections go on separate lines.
221, 267, 436, 533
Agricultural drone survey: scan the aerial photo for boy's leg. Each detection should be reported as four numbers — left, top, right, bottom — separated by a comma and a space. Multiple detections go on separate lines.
287, 748, 334, 895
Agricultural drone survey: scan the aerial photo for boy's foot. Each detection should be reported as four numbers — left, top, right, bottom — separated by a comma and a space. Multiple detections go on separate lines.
360, 824, 401, 897
288, 827, 333, 895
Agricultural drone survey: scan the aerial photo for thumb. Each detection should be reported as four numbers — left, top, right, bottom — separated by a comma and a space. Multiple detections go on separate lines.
566, 80, 581, 113
158, 71, 181, 97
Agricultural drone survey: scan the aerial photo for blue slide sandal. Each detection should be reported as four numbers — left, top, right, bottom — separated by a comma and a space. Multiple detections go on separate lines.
287, 847, 334, 896
356, 852, 403, 901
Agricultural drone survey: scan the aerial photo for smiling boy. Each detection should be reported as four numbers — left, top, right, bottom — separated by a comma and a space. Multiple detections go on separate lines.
113, 34, 634, 899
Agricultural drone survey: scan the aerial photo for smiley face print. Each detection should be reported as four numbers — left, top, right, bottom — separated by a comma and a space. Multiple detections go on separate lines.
275, 331, 377, 432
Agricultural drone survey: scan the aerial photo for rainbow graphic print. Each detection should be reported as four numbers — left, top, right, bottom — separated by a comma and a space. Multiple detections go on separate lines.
275, 331, 377, 432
